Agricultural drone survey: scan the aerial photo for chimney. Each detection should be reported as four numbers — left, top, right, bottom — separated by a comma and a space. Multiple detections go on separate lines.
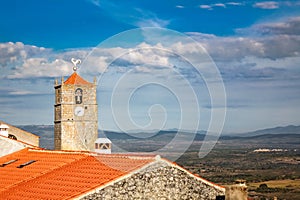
225, 179, 248, 200
94, 138, 112, 154
0, 124, 9, 137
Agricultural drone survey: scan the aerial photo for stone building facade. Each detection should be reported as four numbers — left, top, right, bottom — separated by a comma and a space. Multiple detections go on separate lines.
0, 120, 39, 146
78, 158, 225, 200
54, 72, 98, 151
0, 135, 36, 157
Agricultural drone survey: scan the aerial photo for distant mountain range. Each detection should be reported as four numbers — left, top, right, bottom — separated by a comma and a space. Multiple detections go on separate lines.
234, 125, 300, 137
15, 124, 300, 150
16, 125, 54, 149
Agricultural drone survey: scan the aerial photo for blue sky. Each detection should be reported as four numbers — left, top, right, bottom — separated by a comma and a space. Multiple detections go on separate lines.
0, 0, 300, 133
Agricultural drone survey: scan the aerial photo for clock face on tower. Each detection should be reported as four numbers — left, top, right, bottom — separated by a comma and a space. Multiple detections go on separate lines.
74, 106, 84, 116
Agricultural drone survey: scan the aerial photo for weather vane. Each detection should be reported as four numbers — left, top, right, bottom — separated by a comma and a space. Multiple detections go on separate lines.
71, 58, 81, 71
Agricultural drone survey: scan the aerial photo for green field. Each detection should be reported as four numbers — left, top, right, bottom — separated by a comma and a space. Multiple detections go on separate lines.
175, 142, 300, 200
249, 179, 300, 188
18, 125, 300, 200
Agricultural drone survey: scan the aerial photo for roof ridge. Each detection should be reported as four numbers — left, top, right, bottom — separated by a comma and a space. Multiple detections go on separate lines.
71, 156, 157, 199
0, 120, 39, 138
160, 158, 226, 190
0, 135, 39, 149
93, 153, 157, 160
64, 72, 92, 85
28, 148, 92, 155
28, 148, 158, 159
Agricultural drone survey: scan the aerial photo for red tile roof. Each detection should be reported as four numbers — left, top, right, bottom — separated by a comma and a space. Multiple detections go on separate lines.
0, 148, 155, 199
64, 72, 92, 85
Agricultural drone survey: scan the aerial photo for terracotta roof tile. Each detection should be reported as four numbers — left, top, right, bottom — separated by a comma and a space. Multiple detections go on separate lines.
0, 148, 155, 199
64, 72, 92, 85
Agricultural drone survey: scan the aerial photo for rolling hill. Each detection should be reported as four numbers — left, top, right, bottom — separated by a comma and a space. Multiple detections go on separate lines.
14, 124, 300, 150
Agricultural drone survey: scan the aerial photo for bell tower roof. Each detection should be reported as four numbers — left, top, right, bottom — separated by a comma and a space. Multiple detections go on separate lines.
64, 72, 92, 85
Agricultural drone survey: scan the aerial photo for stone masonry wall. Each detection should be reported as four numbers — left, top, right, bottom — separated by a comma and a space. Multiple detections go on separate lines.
54, 80, 98, 151
81, 160, 225, 200
0, 121, 39, 146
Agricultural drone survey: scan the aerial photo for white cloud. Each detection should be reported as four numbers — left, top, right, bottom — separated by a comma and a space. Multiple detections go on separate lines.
8, 90, 39, 95
124, 49, 170, 67
250, 16, 300, 35
0, 43, 90, 79
0, 42, 48, 68
185, 32, 217, 40
176, 5, 184, 9
188, 17, 300, 61
195, 33, 300, 61
199, 5, 212, 10
87, 0, 170, 28
187, 33, 265, 61
79, 45, 171, 75
3, 34, 298, 81
130, 43, 171, 65
226, 2, 243, 6
2, 41, 173, 79
253, 1, 279, 9
136, 18, 170, 28
134, 66, 152, 73
214, 3, 226, 8
170, 41, 207, 55
6, 58, 72, 79
2, 17, 300, 82
89, 0, 100, 7
81, 55, 108, 74
233, 17, 300, 59
1, 19, 300, 132
199, 3, 232, 10
132, 8, 170, 28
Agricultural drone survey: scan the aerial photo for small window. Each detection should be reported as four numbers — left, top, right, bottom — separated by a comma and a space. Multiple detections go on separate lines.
216, 195, 225, 200
8, 134, 17, 140
99, 143, 111, 150
17, 160, 36, 168
0, 159, 18, 167
102, 144, 108, 149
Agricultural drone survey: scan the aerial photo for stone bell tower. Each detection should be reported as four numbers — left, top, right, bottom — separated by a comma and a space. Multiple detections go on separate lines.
54, 59, 98, 151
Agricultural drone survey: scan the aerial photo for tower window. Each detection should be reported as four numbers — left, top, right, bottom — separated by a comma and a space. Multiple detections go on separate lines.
75, 88, 83, 104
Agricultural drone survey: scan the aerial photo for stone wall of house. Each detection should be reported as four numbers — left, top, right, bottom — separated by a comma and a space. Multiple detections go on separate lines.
0, 136, 32, 157
80, 160, 225, 200
0, 121, 39, 146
